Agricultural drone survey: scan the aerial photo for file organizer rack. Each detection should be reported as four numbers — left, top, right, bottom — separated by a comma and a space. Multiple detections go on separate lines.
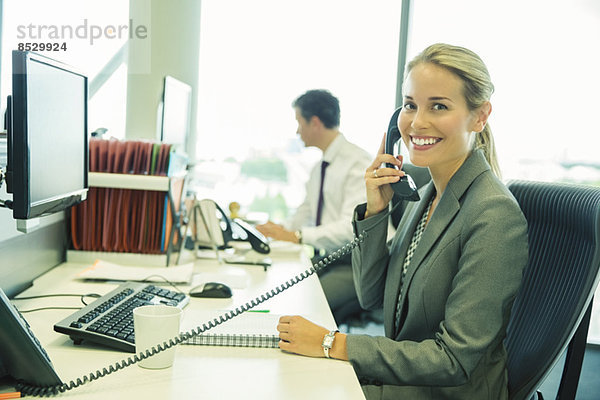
67, 139, 188, 267
68, 172, 186, 267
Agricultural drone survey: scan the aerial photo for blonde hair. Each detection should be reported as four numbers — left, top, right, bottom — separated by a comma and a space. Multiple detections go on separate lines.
405, 43, 501, 178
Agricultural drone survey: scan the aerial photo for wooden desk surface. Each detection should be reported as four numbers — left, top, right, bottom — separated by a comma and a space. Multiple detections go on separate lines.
4, 253, 365, 399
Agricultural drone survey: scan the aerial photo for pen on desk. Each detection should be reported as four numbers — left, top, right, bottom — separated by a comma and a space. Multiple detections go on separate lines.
0, 392, 22, 399
248, 309, 270, 313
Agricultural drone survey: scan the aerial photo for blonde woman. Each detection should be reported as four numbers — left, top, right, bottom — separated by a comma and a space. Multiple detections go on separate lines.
277, 43, 528, 400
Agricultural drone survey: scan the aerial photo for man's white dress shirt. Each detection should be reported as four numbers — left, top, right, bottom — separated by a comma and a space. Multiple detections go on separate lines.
284, 134, 371, 252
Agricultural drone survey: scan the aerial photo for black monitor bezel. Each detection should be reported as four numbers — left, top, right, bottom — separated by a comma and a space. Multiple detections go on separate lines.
7, 50, 89, 220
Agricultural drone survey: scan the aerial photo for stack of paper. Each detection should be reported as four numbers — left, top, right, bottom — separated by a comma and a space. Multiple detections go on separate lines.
76, 259, 194, 284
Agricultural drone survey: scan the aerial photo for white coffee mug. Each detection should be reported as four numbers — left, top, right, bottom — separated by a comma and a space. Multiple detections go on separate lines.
133, 304, 182, 369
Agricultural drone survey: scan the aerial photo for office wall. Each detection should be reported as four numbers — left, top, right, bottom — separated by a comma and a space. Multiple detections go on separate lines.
0, 185, 66, 298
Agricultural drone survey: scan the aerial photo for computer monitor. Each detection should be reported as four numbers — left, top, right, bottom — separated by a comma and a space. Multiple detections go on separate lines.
5, 51, 88, 220
159, 75, 192, 152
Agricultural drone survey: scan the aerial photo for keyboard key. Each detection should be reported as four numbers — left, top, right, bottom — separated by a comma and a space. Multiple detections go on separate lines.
173, 293, 186, 302
107, 329, 120, 337
78, 315, 94, 323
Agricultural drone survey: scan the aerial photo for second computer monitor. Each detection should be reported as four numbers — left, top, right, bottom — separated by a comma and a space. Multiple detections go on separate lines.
159, 75, 192, 153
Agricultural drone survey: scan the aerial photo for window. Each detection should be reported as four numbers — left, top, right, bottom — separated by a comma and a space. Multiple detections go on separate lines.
0, 0, 129, 138
194, 0, 402, 221
407, 0, 600, 183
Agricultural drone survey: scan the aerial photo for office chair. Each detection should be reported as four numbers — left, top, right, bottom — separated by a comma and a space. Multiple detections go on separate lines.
505, 180, 600, 400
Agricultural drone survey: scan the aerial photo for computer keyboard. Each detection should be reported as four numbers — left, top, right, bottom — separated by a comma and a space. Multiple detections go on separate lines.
54, 281, 189, 353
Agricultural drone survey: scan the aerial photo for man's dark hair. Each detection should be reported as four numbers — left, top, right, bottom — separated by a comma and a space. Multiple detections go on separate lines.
292, 89, 340, 129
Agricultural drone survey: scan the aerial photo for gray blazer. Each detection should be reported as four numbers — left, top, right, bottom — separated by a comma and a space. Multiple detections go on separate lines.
347, 150, 528, 400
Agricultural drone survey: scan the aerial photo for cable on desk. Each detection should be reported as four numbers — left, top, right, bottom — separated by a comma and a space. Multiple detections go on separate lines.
13, 293, 101, 301
141, 275, 186, 294
18, 306, 82, 314
16, 232, 368, 397
80, 294, 102, 306
12, 293, 102, 309
13, 278, 181, 314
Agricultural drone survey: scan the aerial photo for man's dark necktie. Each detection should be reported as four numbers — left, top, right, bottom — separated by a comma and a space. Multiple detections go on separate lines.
315, 161, 329, 226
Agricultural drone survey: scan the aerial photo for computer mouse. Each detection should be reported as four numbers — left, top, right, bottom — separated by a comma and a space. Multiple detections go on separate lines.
189, 282, 232, 298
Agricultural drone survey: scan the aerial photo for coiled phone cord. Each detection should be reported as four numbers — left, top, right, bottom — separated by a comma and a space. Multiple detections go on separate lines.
17, 232, 368, 397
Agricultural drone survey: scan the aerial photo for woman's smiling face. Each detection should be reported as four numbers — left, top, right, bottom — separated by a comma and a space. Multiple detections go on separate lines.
399, 62, 483, 179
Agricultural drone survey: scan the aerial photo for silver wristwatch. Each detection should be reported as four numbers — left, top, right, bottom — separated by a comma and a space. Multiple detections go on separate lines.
294, 230, 302, 244
321, 330, 339, 358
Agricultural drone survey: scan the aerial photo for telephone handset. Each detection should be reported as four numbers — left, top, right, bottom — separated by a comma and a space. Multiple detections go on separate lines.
385, 107, 420, 202
192, 199, 270, 255
231, 217, 270, 254
216, 202, 270, 255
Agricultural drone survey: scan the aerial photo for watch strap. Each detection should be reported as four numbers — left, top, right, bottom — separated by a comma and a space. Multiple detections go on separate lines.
322, 329, 339, 358
294, 230, 302, 244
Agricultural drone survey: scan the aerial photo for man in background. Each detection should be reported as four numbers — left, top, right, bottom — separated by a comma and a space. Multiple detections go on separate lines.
256, 89, 371, 323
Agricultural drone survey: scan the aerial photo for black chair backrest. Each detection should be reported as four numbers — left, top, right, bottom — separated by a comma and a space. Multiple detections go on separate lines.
505, 180, 600, 400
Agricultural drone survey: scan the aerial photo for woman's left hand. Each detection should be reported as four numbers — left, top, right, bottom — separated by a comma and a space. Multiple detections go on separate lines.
277, 315, 329, 357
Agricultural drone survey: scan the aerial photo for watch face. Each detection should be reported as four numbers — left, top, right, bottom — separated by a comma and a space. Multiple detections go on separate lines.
323, 335, 334, 348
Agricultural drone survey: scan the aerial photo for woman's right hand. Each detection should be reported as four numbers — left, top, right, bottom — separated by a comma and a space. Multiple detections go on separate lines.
364, 133, 405, 217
